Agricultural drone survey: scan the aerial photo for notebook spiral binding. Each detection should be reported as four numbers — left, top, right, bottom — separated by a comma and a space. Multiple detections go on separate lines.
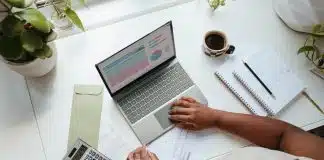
232, 71, 275, 116
214, 71, 257, 115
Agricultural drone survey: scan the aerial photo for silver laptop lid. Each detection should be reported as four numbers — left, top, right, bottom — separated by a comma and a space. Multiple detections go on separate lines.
96, 21, 176, 96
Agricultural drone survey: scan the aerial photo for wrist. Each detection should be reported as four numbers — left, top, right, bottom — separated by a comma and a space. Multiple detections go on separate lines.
211, 109, 223, 126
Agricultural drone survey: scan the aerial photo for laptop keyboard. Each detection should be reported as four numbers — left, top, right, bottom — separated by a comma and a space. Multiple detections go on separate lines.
117, 63, 194, 124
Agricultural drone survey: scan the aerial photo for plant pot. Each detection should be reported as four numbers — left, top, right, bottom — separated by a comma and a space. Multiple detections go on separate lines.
273, 0, 323, 33
309, 0, 324, 25
1, 42, 57, 77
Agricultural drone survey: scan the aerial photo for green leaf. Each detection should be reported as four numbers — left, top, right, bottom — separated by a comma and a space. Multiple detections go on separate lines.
312, 24, 324, 37
64, 7, 85, 31
297, 46, 315, 54
220, 0, 225, 6
312, 24, 321, 34
43, 30, 57, 42
30, 44, 52, 59
320, 24, 324, 32
1, 15, 24, 37
9, 51, 36, 63
48, 20, 55, 30
20, 30, 43, 52
312, 32, 324, 37
67, 0, 72, 7
0, 36, 24, 60
313, 45, 321, 60
209, 0, 220, 9
6, 0, 33, 8
43, 44, 52, 58
16, 8, 51, 33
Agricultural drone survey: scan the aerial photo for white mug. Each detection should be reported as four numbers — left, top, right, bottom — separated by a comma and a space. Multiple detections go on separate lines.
203, 30, 235, 57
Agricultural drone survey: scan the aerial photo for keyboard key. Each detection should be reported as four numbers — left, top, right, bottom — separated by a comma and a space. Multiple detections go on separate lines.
118, 63, 194, 124
91, 150, 96, 156
85, 155, 92, 160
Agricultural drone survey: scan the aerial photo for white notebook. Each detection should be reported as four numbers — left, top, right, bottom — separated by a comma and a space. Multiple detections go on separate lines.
234, 51, 305, 115
215, 67, 268, 116
215, 51, 305, 116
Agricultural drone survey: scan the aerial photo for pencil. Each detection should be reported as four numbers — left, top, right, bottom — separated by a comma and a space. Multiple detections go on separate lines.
243, 60, 275, 99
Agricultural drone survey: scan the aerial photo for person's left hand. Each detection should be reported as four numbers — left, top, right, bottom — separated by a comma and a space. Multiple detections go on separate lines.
127, 146, 159, 160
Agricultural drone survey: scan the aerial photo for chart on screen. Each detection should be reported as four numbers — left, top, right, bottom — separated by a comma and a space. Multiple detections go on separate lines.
103, 45, 150, 87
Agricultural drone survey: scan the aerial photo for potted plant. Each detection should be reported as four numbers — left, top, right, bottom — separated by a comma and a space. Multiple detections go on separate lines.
0, 0, 83, 77
298, 24, 324, 73
208, 0, 226, 10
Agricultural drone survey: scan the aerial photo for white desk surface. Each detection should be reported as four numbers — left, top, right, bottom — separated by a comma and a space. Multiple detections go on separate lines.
0, 62, 45, 160
25, 0, 324, 159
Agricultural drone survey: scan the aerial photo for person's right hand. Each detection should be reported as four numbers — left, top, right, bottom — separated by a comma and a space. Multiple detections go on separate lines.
169, 97, 220, 130
127, 146, 159, 160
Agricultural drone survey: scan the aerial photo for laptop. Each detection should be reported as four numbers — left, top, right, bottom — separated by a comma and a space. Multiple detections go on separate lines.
96, 21, 207, 144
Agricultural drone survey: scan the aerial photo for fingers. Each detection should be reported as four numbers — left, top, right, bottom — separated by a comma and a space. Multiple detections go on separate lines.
127, 151, 135, 160
129, 146, 158, 160
140, 146, 148, 159
180, 97, 197, 103
172, 100, 192, 108
128, 146, 146, 160
148, 152, 159, 160
134, 153, 140, 160
169, 107, 193, 115
169, 114, 193, 122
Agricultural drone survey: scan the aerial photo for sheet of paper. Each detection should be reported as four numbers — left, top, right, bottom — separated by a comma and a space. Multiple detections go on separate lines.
149, 128, 250, 160
98, 126, 133, 160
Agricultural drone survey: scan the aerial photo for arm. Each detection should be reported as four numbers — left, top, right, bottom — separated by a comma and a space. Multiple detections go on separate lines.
169, 97, 324, 159
216, 111, 324, 159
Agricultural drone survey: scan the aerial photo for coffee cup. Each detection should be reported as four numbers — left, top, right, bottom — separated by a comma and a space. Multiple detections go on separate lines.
203, 31, 235, 57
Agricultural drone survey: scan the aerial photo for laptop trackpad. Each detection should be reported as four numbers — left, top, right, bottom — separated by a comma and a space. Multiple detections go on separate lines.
154, 105, 173, 129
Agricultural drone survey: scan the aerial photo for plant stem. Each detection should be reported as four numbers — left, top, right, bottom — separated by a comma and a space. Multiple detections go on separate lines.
48, 0, 63, 16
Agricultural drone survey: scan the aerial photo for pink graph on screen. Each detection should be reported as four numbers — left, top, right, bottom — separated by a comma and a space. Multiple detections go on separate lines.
107, 57, 150, 87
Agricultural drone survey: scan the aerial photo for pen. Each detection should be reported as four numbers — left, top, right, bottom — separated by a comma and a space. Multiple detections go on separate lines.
242, 60, 275, 99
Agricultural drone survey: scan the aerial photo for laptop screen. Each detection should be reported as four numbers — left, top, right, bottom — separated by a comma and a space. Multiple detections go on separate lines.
96, 22, 176, 94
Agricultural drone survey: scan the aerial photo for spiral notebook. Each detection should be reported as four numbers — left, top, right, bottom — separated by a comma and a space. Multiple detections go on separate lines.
215, 51, 305, 116
215, 69, 268, 116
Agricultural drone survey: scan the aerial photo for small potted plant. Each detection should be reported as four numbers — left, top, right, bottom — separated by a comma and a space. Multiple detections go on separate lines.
0, 0, 83, 77
208, 0, 226, 10
298, 24, 324, 73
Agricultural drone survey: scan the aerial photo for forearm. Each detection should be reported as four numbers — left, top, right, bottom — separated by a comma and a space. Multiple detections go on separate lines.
213, 110, 292, 150
212, 110, 324, 159
170, 98, 324, 159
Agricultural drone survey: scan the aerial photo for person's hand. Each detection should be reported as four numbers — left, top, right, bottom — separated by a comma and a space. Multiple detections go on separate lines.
169, 97, 220, 130
127, 146, 159, 160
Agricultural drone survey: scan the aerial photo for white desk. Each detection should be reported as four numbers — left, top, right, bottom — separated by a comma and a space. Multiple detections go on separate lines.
26, 0, 324, 159
0, 62, 45, 160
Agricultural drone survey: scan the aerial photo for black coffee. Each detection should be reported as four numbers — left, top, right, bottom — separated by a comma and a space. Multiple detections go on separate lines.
205, 34, 225, 50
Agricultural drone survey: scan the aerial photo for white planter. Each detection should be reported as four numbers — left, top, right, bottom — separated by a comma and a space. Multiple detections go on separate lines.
273, 0, 324, 33
2, 42, 57, 77
309, 1, 324, 23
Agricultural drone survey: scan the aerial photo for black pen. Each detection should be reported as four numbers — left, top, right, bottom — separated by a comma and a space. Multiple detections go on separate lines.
243, 60, 275, 99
